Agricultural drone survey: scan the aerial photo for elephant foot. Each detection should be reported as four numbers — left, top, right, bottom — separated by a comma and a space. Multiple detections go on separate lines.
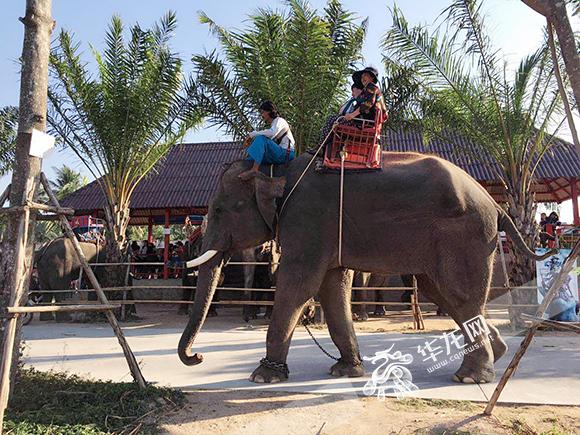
249, 358, 289, 383
352, 311, 369, 322
330, 359, 365, 378
373, 307, 386, 317
452, 362, 495, 384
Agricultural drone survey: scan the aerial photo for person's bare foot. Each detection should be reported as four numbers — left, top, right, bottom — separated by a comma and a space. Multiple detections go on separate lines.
238, 169, 258, 180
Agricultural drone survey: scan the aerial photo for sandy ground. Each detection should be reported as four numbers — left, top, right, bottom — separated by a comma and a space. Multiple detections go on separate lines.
26, 304, 579, 434
127, 304, 506, 334
158, 390, 580, 435
135, 305, 579, 434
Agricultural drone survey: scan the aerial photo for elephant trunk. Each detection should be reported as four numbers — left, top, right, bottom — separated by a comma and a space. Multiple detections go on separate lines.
178, 252, 224, 366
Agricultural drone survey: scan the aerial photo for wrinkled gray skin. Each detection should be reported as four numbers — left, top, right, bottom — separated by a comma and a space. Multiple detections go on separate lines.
178, 152, 552, 384
35, 237, 106, 320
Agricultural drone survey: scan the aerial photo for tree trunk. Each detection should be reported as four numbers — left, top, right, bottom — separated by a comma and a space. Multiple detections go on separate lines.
101, 198, 134, 315
0, 0, 54, 409
505, 189, 538, 329
547, 20, 580, 154
521, 0, 580, 116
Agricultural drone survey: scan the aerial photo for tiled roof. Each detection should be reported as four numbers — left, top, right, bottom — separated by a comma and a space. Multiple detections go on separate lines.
383, 128, 580, 202
384, 128, 580, 180
60, 141, 245, 218
60, 130, 580, 220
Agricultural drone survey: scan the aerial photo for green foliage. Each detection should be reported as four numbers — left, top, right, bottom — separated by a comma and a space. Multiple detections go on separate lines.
32, 165, 89, 244
381, 1, 563, 196
50, 165, 89, 200
193, 0, 367, 153
0, 106, 18, 177
4, 368, 184, 434
48, 11, 202, 257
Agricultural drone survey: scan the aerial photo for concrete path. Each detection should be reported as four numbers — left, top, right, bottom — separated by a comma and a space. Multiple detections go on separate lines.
22, 323, 580, 405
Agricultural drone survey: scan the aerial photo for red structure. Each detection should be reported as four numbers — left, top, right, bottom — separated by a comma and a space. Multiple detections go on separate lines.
324, 109, 387, 170
60, 132, 580, 277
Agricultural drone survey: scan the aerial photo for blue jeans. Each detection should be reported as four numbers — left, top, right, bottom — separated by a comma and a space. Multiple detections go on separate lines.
247, 135, 295, 165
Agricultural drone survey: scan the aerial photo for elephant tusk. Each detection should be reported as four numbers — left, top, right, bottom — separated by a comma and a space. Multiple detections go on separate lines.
186, 250, 219, 268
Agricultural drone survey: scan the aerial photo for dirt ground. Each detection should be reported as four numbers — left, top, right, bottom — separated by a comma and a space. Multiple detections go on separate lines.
158, 390, 580, 435
133, 304, 578, 434
130, 303, 513, 335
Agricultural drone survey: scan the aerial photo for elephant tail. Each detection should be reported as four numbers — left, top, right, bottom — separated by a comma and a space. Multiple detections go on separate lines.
497, 208, 556, 261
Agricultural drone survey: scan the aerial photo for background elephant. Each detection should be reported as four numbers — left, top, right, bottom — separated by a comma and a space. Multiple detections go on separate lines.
179, 153, 551, 385
180, 234, 259, 317
35, 236, 134, 321
352, 272, 390, 321
35, 237, 105, 321
243, 241, 280, 321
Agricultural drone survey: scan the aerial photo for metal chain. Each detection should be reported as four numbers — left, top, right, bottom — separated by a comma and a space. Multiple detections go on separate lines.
302, 320, 340, 361
259, 357, 289, 377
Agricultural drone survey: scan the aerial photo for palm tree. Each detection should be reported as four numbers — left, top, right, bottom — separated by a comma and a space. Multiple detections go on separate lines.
47, 12, 202, 261
381, 1, 566, 322
192, 0, 367, 153
0, 106, 18, 177
50, 165, 88, 200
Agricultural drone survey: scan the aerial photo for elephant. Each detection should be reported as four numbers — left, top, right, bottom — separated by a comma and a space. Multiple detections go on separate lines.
243, 241, 280, 321
35, 236, 135, 321
352, 272, 390, 321
34, 237, 106, 321
178, 152, 553, 385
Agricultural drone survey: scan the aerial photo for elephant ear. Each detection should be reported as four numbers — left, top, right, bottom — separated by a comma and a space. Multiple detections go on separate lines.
254, 175, 286, 232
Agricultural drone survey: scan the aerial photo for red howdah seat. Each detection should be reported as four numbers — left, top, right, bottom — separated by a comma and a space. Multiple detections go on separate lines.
323, 107, 387, 171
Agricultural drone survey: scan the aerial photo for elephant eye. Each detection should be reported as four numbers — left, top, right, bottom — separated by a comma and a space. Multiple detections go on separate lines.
235, 200, 245, 209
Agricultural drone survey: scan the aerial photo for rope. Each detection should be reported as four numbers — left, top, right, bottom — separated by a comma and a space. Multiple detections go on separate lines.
275, 119, 342, 246
277, 118, 343, 219
338, 151, 345, 267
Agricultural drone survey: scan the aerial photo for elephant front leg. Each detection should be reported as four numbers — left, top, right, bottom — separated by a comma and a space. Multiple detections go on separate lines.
249, 262, 326, 384
319, 268, 365, 378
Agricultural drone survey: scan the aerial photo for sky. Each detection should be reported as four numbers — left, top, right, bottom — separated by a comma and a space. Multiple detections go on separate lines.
0, 0, 578, 220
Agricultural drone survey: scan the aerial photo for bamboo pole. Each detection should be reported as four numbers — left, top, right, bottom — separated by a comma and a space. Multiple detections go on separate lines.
40, 173, 146, 388
497, 234, 516, 332
484, 239, 580, 415
7, 304, 120, 314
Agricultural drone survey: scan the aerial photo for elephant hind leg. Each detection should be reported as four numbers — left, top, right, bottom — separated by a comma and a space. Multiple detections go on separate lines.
319, 268, 364, 378
416, 269, 497, 384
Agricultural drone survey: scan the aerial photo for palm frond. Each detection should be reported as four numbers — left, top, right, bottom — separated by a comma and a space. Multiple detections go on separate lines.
194, 0, 366, 152
47, 12, 202, 255
0, 106, 18, 176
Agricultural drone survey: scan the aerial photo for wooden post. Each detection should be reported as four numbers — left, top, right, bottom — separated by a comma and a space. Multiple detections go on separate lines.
147, 216, 153, 244
497, 233, 516, 332
570, 178, 579, 226
40, 173, 147, 388
411, 276, 424, 330
0, 1, 54, 430
163, 209, 170, 279
484, 239, 580, 415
